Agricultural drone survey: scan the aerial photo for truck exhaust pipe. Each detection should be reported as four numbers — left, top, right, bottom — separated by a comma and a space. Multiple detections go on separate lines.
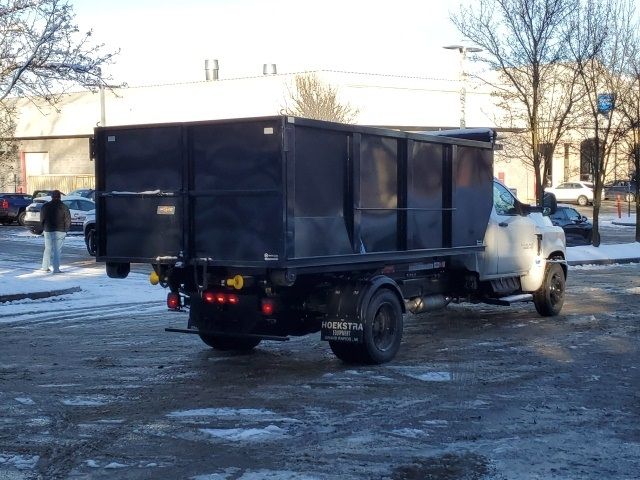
405, 294, 451, 314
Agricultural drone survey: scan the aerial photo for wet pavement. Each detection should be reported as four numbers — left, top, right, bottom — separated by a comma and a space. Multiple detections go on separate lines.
0, 232, 638, 479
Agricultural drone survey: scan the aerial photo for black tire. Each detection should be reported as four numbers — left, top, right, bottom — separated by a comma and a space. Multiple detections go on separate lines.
198, 334, 261, 351
106, 262, 130, 279
577, 195, 588, 206
17, 211, 26, 226
85, 227, 96, 256
533, 263, 565, 316
330, 288, 403, 365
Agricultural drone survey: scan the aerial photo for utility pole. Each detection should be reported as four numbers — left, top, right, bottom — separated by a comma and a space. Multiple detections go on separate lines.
443, 45, 482, 128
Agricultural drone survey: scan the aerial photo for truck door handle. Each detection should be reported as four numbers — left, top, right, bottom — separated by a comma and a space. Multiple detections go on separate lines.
499, 222, 508, 227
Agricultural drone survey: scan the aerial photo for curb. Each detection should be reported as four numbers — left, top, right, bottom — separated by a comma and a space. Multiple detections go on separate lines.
611, 221, 636, 227
0, 286, 82, 303
568, 257, 640, 267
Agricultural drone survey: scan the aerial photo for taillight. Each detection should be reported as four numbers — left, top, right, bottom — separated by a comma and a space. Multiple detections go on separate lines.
203, 290, 240, 306
261, 299, 274, 316
0, 199, 7, 209
167, 292, 181, 310
203, 291, 216, 304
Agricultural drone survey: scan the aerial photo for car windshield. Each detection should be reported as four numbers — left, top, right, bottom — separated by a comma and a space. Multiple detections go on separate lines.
565, 208, 581, 221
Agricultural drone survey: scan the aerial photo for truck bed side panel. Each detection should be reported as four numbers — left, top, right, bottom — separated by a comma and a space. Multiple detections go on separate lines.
191, 120, 283, 262
452, 146, 493, 247
98, 126, 184, 260
292, 126, 353, 258
407, 141, 444, 249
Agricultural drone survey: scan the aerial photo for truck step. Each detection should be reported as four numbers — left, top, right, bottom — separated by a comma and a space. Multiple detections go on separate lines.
165, 327, 289, 342
484, 293, 533, 306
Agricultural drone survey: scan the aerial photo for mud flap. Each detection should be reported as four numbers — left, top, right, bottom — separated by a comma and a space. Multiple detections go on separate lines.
320, 276, 404, 344
320, 283, 364, 344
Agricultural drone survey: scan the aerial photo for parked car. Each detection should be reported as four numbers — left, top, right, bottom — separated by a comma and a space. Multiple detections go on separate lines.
0, 193, 33, 225
83, 210, 96, 256
32, 189, 65, 199
23, 195, 95, 235
603, 180, 637, 202
545, 181, 594, 206
549, 205, 593, 246
68, 188, 95, 201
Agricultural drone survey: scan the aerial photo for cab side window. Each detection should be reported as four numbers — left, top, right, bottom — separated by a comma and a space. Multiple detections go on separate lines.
493, 182, 518, 215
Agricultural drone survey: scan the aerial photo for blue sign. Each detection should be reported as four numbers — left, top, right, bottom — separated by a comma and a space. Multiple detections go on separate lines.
597, 93, 615, 114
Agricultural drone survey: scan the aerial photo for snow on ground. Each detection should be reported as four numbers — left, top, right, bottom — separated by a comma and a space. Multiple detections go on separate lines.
566, 242, 640, 263
0, 261, 167, 321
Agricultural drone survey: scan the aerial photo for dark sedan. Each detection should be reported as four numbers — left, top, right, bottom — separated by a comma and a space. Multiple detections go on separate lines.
603, 180, 636, 202
549, 205, 593, 246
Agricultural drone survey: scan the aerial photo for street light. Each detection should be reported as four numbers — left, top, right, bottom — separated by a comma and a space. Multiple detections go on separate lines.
443, 45, 483, 128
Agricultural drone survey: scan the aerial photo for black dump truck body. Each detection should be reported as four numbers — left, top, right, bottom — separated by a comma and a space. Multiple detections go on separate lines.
95, 116, 493, 270
95, 116, 565, 365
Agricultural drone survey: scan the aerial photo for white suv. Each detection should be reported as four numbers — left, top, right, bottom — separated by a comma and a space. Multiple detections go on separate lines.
545, 181, 593, 206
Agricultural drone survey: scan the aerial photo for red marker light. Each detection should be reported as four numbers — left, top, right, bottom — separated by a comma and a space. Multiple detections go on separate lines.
167, 292, 181, 310
261, 299, 274, 316
227, 294, 239, 305
203, 291, 216, 304
215, 293, 226, 304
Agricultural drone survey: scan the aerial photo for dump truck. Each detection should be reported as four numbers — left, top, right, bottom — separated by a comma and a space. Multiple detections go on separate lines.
93, 116, 566, 364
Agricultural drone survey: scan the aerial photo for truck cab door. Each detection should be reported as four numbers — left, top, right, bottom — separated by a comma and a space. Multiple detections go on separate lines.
491, 182, 536, 275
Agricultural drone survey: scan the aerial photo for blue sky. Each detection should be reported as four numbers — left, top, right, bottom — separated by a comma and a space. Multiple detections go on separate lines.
71, 0, 470, 86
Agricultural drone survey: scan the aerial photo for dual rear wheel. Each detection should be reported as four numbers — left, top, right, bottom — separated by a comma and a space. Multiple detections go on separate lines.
329, 289, 404, 365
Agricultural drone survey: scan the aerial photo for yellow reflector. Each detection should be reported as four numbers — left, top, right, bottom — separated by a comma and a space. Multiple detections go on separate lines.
149, 271, 160, 285
227, 274, 244, 290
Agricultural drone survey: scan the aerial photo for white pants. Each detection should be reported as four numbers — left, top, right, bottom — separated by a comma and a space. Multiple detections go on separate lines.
42, 231, 66, 272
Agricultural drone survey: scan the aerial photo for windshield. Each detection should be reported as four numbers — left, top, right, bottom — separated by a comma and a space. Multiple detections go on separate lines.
565, 208, 581, 221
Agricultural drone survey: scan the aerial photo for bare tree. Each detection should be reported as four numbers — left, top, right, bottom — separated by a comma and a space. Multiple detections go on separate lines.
569, 0, 637, 246
452, 0, 582, 206
0, 102, 17, 191
282, 73, 359, 123
616, 41, 640, 241
0, 0, 118, 191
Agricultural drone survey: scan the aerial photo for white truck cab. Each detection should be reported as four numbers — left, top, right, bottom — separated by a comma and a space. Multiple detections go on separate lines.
460, 178, 567, 315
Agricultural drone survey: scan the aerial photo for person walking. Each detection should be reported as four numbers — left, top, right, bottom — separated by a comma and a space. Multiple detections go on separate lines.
41, 190, 71, 274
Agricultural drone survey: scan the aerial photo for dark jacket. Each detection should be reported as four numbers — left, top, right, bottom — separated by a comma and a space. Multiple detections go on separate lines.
41, 199, 71, 233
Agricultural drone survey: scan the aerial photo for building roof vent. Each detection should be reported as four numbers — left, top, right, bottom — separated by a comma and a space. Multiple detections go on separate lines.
263, 63, 277, 75
205, 59, 219, 81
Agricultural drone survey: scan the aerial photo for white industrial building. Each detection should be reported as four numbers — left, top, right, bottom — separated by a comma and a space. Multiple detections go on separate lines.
6, 68, 602, 203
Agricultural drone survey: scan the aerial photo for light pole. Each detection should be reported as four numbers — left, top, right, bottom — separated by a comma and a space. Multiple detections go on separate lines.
443, 45, 482, 128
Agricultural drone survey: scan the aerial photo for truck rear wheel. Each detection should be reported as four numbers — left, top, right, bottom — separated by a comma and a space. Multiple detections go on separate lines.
17, 211, 26, 226
106, 262, 130, 279
198, 334, 261, 352
330, 289, 403, 365
533, 263, 565, 316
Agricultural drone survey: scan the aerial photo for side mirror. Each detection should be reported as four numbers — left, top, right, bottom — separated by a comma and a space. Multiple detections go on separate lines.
543, 192, 557, 214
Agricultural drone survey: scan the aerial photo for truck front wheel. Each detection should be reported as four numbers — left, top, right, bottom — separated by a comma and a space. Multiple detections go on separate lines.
330, 289, 403, 365
533, 263, 565, 316
198, 334, 261, 352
